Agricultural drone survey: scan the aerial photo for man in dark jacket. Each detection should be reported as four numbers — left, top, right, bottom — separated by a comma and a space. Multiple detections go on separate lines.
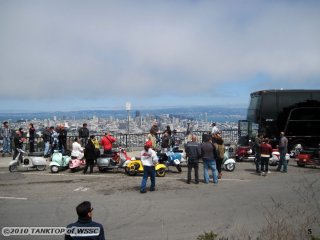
83, 135, 96, 174
65, 201, 105, 240
185, 135, 201, 184
78, 123, 89, 147
201, 137, 218, 184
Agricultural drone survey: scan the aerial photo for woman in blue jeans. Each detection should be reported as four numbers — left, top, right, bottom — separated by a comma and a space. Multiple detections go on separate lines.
201, 136, 218, 184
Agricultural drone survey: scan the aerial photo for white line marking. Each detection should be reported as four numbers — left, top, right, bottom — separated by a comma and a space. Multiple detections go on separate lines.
0, 197, 28, 200
74, 187, 89, 192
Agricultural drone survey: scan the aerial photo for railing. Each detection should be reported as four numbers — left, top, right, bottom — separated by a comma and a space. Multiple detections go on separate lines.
6, 129, 238, 152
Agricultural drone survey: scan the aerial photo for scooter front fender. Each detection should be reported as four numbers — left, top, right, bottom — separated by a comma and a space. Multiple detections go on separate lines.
155, 163, 167, 171
9, 159, 18, 166
49, 162, 61, 167
224, 158, 236, 165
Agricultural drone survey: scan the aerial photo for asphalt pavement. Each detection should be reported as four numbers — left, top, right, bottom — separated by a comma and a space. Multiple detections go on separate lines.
0, 154, 319, 240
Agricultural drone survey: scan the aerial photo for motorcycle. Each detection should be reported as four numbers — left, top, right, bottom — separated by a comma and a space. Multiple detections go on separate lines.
97, 147, 132, 172
269, 150, 290, 166
9, 149, 47, 172
49, 150, 71, 173
126, 158, 167, 177
69, 156, 86, 172
296, 148, 320, 168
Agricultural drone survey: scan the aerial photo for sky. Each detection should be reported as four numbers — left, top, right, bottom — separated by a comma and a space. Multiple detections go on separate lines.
0, 0, 319, 113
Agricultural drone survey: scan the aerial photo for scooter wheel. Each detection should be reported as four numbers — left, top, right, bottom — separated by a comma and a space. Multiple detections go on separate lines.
36, 165, 46, 171
9, 165, 17, 172
225, 163, 235, 172
50, 165, 59, 173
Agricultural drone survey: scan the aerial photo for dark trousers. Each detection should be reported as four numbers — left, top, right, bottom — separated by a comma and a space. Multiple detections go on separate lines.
187, 160, 199, 183
261, 157, 269, 172
216, 157, 223, 174
29, 139, 35, 152
255, 153, 261, 172
84, 159, 94, 174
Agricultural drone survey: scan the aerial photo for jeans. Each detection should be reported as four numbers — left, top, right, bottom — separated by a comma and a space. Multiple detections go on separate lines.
255, 153, 261, 172
260, 157, 269, 172
203, 159, 218, 184
187, 160, 199, 183
3, 137, 11, 153
277, 152, 288, 172
140, 166, 156, 192
44, 141, 50, 156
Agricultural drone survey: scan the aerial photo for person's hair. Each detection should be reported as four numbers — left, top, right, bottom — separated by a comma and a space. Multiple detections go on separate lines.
90, 135, 95, 139
76, 201, 92, 218
3, 121, 8, 125
29, 123, 34, 128
83, 123, 87, 127
74, 137, 79, 142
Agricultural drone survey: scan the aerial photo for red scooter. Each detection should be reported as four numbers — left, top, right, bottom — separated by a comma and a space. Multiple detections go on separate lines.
296, 148, 320, 168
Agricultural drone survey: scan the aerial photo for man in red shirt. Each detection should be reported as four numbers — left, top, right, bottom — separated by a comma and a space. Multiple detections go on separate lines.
260, 138, 273, 176
100, 132, 116, 155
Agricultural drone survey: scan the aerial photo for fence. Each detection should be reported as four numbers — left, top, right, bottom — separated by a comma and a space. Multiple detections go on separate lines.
2, 129, 238, 153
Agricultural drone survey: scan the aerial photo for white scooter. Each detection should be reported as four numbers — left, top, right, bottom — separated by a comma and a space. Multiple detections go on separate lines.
223, 147, 236, 171
269, 151, 290, 166
9, 149, 47, 172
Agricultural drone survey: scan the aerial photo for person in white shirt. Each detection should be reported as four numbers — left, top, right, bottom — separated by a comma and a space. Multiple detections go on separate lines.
211, 122, 220, 135
140, 140, 158, 193
71, 137, 84, 159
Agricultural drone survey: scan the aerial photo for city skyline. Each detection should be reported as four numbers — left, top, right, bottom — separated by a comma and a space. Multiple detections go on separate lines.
1, 1, 319, 112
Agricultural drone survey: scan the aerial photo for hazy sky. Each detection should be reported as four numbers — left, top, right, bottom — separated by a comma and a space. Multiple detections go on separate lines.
1, 0, 319, 112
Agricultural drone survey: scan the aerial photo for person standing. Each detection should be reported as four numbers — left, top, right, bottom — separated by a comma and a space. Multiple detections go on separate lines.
100, 132, 116, 155
140, 140, 159, 193
1, 121, 12, 156
147, 128, 158, 150
65, 201, 105, 240
260, 138, 273, 176
254, 134, 262, 173
83, 135, 97, 174
277, 132, 288, 173
58, 125, 68, 154
213, 133, 225, 179
201, 137, 218, 184
78, 123, 89, 147
184, 135, 201, 184
160, 130, 171, 152
28, 123, 36, 153
42, 127, 52, 157
13, 128, 25, 160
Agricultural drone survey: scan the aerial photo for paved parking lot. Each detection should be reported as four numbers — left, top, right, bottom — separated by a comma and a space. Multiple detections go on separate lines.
0, 155, 319, 240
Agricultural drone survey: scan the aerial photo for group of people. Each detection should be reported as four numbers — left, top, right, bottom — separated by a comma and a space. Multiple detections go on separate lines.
254, 131, 289, 175
43, 124, 68, 157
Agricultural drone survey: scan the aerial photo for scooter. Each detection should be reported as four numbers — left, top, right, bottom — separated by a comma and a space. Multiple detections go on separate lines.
49, 150, 71, 173
296, 148, 320, 168
9, 149, 47, 172
222, 147, 236, 171
235, 145, 255, 162
157, 148, 186, 173
96, 147, 132, 172
269, 150, 290, 166
126, 158, 167, 177
69, 156, 86, 172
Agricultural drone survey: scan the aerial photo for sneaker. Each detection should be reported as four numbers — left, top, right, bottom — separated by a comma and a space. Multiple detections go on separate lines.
149, 188, 155, 192
268, 171, 271, 174
187, 181, 191, 184
256, 170, 261, 174
261, 172, 266, 176
140, 190, 147, 193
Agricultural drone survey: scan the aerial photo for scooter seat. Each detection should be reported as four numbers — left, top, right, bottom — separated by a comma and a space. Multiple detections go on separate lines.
28, 152, 44, 157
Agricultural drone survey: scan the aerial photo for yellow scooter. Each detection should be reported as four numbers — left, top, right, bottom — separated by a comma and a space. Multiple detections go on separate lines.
126, 157, 167, 177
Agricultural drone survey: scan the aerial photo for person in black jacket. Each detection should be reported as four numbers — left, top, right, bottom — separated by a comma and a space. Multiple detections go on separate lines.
58, 124, 68, 154
201, 137, 218, 184
28, 123, 35, 152
78, 123, 89, 147
65, 201, 105, 240
185, 135, 201, 184
83, 135, 96, 174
